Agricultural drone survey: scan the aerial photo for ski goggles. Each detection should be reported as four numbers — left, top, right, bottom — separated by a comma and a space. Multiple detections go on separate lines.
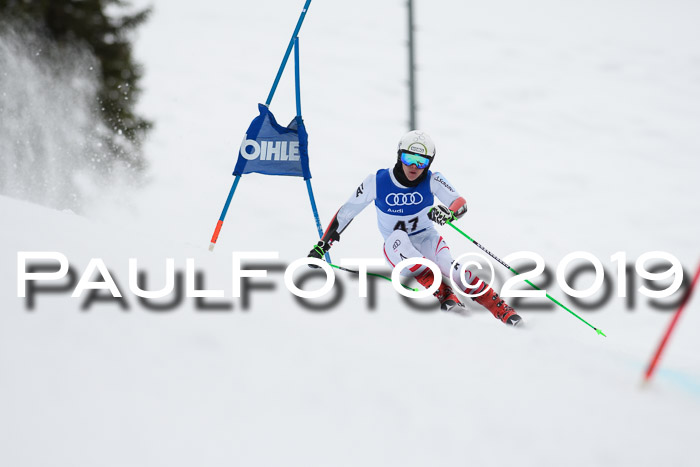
400, 151, 431, 169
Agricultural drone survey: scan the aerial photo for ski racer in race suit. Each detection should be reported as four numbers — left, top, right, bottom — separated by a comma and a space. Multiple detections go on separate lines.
308, 130, 522, 326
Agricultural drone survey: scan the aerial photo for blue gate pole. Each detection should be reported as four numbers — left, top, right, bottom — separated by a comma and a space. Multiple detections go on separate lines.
209, 174, 241, 251
294, 36, 302, 117
210, 0, 313, 252
265, 0, 313, 107
306, 180, 330, 263
294, 37, 330, 263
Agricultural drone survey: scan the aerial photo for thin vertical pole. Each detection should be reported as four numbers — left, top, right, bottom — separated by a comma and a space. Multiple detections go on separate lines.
294, 36, 331, 263
294, 37, 302, 117
407, 0, 417, 130
306, 180, 330, 263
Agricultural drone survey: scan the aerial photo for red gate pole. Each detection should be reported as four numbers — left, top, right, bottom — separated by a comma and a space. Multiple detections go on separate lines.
643, 262, 700, 383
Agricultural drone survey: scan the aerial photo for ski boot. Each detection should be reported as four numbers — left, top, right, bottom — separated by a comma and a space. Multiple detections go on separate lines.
473, 287, 522, 326
415, 269, 466, 314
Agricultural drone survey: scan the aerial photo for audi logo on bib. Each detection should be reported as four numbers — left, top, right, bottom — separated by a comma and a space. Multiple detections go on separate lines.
385, 192, 424, 206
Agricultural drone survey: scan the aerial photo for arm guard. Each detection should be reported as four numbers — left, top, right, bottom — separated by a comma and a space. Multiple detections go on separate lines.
449, 197, 468, 220
320, 210, 350, 246
307, 211, 350, 263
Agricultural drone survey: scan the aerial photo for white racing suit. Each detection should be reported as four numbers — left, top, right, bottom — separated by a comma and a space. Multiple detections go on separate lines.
323, 168, 485, 297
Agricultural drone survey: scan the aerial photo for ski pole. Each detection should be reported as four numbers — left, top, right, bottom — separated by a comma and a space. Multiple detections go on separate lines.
444, 219, 606, 337
326, 263, 417, 292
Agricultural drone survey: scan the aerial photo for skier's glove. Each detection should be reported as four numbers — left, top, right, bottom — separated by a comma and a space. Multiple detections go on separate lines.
428, 205, 454, 226
307, 240, 331, 268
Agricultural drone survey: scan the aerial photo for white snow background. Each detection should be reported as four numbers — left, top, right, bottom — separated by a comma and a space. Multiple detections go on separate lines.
1, 0, 699, 466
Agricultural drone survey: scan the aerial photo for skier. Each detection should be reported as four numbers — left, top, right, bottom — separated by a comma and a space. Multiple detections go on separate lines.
308, 130, 522, 326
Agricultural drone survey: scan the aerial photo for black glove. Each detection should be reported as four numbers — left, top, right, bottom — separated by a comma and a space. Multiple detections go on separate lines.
428, 205, 454, 226
307, 240, 331, 268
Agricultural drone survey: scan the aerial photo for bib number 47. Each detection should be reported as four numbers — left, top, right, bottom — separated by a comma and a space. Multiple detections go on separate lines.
394, 217, 419, 233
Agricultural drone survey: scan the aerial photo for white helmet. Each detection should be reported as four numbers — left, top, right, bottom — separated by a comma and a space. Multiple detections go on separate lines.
397, 130, 436, 158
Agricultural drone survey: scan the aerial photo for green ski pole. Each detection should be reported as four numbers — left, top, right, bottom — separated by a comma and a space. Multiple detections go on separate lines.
329, 263, 418, 292
444, 218, 606, 337
310, 244, 418, 292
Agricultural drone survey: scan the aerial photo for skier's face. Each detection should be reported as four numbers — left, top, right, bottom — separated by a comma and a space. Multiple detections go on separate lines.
402, 162, 424, 181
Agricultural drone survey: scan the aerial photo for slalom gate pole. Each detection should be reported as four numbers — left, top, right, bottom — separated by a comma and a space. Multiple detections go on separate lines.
306, 180, 331, 262
210, 0, 313, 252
209, 175, 241, 251
643, 261, 700, 383
445, 219, 606, 336
294, 36, 331, 263
294, 37, 302, 117
265, 0, 313, 107
329, 263, 418, 292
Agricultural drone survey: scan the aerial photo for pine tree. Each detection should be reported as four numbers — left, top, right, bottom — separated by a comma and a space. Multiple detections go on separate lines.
0, 0, 152, 168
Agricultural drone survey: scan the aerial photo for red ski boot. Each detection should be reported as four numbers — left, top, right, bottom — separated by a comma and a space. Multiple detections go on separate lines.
415, 269, 465, 313
473, 286, 522, 326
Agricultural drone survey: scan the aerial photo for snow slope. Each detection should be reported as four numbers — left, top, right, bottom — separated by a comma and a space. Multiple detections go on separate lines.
2, 194, 699, 466
2, 0, 700, 466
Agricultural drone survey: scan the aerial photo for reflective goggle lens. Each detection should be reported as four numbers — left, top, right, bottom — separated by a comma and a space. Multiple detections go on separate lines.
400, 152, 430, 169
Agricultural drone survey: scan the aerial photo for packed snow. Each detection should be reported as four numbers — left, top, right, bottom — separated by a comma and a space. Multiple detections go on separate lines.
1, 1, 699, 466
